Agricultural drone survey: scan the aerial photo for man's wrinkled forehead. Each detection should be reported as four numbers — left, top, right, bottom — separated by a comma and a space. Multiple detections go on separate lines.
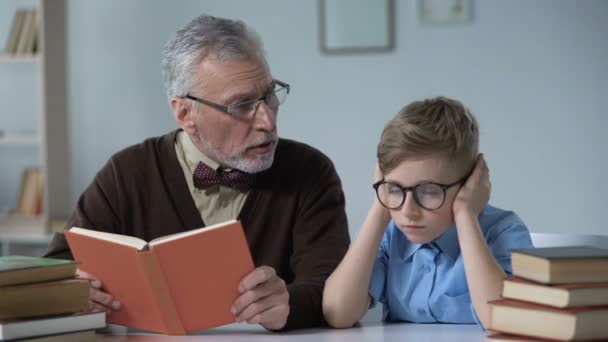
197, 56, 272, 98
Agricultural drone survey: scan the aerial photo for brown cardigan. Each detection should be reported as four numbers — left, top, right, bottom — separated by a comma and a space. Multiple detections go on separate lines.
44, 130, 350, 330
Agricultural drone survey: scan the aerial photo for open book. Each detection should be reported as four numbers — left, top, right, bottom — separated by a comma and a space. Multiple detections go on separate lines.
64, 220, 255, 335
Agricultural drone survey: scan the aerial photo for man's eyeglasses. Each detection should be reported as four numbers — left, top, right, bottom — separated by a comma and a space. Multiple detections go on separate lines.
372, 176, 468, 211
181, 79, 290, 119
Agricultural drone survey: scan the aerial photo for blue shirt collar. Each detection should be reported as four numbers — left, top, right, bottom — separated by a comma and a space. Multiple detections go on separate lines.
400, 223, 461, 262
402, 240, 424, 260
433, 224, 461, 262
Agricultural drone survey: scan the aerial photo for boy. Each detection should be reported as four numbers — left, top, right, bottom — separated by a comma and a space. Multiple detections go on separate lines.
322, 96, 533, 329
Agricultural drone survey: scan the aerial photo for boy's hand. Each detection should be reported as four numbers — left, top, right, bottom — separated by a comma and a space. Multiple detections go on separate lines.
452, 154, 491, 220
373, 163, 383, 183
371, 164, 391, 222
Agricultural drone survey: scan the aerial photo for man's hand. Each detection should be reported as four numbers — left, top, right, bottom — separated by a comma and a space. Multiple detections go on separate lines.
452, 154, 491, 220
231, 266, 289, 330
77, 269, 121, 314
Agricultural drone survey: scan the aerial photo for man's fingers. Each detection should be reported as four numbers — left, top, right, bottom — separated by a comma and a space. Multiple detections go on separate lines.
89, 287, 121, 311
238, 266, 276, 293
231, 267, 290, 330
77, 269, 102, 288
90, 301, 112, 314
237, 290, 289, 323
77, 268, 120, 311
232, 277, 286, 316
248, 304, 290, 330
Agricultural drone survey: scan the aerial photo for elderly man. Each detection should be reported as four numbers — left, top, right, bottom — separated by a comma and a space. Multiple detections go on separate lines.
44, 14, 350, 331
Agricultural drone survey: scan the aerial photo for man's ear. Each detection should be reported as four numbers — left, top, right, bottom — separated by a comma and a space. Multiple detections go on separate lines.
170, 97, 197, 134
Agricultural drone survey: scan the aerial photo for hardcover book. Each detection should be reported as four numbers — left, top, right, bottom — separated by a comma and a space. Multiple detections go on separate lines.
0, 279, 89, 320
64, 219, 255, 335
511, 246, 608, 284
0, 255, 77, 287
0, 311, 105, 341
502, 277, 608, 308
489, 299, 608, 341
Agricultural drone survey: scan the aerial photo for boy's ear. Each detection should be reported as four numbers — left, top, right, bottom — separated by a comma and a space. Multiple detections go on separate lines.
170, 98, 197, 134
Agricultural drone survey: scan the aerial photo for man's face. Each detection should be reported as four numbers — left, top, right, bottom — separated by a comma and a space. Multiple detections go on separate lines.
186, 56, 279, 173
383, 156, 464, 244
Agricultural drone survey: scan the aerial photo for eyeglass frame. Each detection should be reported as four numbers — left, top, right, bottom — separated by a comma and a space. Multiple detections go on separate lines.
179, 79, 290, 118
372, 175, 469, 211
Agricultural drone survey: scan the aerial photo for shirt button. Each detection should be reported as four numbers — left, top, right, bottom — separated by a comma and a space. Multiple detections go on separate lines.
424, 265, 432, 273
417, 309, 426, 316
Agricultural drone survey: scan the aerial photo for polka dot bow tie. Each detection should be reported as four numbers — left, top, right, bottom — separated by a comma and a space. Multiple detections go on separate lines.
192, 162, 255, 193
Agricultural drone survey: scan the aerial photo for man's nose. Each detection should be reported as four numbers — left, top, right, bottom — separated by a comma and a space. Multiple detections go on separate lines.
253, 100, 277, 132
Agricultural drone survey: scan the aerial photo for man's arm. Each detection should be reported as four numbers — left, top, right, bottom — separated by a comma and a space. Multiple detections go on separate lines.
282, 155, 351, 330
44, 159, 123, 314
44, 160, 122, 260
228, 152, 350, 331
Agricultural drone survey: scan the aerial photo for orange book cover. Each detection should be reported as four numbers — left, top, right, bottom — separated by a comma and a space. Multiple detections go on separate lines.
64, 219, 255, 335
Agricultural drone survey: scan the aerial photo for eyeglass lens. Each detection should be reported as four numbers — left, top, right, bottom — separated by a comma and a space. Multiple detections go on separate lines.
376, 182, 446, 210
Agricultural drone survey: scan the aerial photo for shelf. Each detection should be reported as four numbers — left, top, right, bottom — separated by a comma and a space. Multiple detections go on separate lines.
0, 54, 40, 64
1, 0, 70, 237
0, 132, 40, 145
0, 214, 49, 241
0, 214, 52, 257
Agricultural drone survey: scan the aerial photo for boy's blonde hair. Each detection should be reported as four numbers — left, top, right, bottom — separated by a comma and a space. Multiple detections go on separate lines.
378, 96, 479, 175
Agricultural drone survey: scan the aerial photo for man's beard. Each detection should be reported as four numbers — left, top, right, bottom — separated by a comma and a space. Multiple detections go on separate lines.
200, 132, 278, 174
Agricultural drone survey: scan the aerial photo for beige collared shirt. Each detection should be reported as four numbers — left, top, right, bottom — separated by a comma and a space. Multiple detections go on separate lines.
174, 131, 248, 225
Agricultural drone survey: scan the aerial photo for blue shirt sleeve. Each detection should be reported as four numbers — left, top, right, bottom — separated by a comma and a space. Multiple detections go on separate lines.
487, 222, 534, 275
368, 225, 391, 308
471, 217, 533, 328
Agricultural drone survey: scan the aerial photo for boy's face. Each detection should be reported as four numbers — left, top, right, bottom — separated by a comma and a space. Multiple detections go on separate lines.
383, 155, 464, 244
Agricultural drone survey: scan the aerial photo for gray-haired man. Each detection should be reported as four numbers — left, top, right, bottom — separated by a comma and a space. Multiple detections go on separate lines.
45, 14, 350, 331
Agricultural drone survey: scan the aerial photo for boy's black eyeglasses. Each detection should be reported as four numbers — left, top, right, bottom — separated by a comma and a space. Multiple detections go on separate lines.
372, 176, 468, 211
180, 79, 290, 119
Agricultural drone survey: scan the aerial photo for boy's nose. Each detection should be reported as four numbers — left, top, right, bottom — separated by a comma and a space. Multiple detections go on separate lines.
400, 192, 422, 221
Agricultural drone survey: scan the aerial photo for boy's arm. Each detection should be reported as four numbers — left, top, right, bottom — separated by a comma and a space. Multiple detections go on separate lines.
453, 155, 504, 328
322, 166, 391, 328
322, 203, 389, 328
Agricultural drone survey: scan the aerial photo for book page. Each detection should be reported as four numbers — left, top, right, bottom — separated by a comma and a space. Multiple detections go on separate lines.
69, 227, 148, 250
149, 219, 254, 332
149, 219, 238, 247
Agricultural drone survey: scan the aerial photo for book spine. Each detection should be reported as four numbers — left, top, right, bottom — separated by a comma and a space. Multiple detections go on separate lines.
139, 250, 186, 335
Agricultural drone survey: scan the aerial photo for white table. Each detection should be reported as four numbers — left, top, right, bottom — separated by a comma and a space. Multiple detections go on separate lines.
98, 322, 487, 341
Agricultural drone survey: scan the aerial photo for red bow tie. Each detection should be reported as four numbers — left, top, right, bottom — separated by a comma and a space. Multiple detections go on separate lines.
193, 162, 255, 193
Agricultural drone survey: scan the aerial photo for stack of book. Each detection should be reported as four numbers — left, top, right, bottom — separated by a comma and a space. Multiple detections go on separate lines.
15, 167, 43, 217
0, 256, 106, 341
487, 246, 608, 341
3, 8, 39, 56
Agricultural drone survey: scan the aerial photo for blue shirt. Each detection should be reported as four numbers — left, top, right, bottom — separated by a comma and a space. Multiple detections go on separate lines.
368, 204, 533, 325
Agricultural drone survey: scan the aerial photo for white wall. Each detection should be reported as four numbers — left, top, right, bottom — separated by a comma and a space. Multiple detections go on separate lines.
60, 0, 608, 236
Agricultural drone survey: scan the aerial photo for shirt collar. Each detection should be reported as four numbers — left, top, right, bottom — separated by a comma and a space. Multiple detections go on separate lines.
177, 130, 221, 172
402, 241, 424, 260
400, 222, 461, 262
432, 224, 461, 262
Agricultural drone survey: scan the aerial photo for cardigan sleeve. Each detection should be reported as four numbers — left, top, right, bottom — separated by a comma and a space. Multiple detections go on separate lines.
44, 158, 123, 260
281, 154, 350, 330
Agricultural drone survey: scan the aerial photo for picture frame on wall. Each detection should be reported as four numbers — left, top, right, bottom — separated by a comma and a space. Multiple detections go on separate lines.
319, 0, 395, 54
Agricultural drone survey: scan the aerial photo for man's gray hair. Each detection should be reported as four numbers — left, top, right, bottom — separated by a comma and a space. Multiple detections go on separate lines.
161, 14, 266, 101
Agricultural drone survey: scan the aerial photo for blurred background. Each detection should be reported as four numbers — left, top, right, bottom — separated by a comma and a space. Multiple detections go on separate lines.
0, 0, 607, 247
